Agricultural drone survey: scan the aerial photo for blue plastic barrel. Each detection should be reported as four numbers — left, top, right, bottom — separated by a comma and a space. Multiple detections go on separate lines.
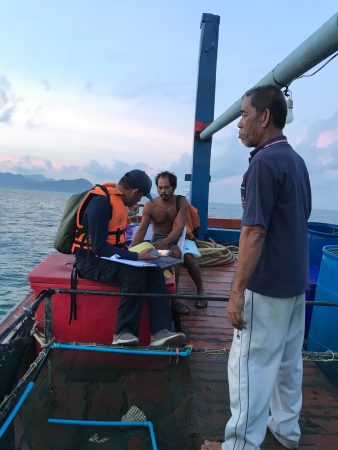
308, 222, 338, 266
306, 223, 338, 337
307, 245, 338, 352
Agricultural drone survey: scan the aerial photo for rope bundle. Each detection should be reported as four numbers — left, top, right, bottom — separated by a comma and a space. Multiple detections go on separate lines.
196, 239, 238, 266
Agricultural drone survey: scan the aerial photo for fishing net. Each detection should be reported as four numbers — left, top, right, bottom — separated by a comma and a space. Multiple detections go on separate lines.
1, 347, 338, 449
0, 318, 34, 401
2, 348, 229, 450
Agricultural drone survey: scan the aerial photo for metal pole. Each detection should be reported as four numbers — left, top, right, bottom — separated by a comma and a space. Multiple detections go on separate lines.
48, 418, 159, 450
53, 343, 192, 356
0, 382, 35, 438
200, 12, 338, 140
54, 287, 228, 301
190, 13, 220, 239
44, 294, 53, 344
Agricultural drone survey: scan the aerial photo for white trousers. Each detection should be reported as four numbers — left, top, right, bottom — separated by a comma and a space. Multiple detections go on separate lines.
223, 290, 305, 450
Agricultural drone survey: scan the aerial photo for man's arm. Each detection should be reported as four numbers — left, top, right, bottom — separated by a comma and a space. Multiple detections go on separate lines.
85, 196, 138, 260
130, 202, 152, 247
153, 196, 189, 249
227, 225, 266, 330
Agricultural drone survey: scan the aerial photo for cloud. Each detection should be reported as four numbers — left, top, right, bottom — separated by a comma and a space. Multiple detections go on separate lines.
0, 154, 56, 176
3, 80, 191, 167
0, 76, 19, 124
111, 79, 193, 105
83, 159, 148, 181
286, 111, 338, 209
0, 153, 154, 185
316, 129, 338, 149
167, 152, 192, 178
157, 130, 248, 181
210, 132, 248, 178
171, 110, 338, 206
148, 133, 249, 202
25, 105, 48, 128
2, 75, 337, 210
295, 112, 338, 172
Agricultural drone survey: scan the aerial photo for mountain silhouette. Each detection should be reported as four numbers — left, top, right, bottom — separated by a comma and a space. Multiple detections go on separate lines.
0, 172, 93, 193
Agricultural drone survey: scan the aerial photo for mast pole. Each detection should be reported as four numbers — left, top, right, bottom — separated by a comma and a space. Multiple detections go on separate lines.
189, 13, 220, 239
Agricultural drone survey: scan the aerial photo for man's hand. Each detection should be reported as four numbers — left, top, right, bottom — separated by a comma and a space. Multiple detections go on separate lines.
153, 241, 168, 250
137, 247, 158, 260
153, 241, 181, 258
226, 225, 266, 331
227, 291, 246, 330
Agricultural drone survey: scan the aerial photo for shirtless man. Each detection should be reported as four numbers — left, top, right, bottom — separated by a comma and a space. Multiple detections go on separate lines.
130, 171, 206, 312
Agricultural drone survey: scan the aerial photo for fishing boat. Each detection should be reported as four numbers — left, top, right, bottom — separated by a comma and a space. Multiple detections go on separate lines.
1, 12, 338, 450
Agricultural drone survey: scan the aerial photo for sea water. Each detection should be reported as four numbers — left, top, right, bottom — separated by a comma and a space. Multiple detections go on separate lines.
0, 188, 69, 317
1, 187, 338, 319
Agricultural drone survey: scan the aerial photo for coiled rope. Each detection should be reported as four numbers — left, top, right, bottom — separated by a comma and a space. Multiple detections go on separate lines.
196, 239, 238, 266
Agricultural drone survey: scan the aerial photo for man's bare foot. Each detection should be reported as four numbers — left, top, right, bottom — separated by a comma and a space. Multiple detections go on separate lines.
195, 291, 207, 308
200, 440, 222, 449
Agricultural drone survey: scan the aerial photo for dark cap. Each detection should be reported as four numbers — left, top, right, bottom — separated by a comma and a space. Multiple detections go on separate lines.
124, 170, 153, 201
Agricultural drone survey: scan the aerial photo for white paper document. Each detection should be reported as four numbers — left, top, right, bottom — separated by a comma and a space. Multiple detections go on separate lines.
182, 239, 201, 257
102, 254, 183, 269
177, 227, 201, 257
177, 226, 187, 255
102, 254, 156, 267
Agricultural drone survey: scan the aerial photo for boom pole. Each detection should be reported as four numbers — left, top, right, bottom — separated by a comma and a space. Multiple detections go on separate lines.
200, 12, 338, 140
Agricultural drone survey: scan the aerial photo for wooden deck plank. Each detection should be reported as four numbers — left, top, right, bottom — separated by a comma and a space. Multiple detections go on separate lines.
178, 263, 234, 350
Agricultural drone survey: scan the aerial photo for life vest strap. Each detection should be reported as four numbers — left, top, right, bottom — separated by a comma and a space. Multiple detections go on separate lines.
69, 262, 78, 324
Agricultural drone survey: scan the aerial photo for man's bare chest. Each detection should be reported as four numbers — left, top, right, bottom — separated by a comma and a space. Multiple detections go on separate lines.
151, 204, 177, 225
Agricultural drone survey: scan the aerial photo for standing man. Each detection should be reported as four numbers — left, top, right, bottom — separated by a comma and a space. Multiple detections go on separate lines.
201, 85, 311, 450
73, 169, 185, 347
131, 171, 206, 313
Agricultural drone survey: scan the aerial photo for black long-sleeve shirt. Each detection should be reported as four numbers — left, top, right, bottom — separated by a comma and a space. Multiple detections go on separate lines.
75, 195, 138, 261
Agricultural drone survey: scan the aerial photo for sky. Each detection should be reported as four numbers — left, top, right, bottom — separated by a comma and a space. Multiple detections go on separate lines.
0, 1, 337, 209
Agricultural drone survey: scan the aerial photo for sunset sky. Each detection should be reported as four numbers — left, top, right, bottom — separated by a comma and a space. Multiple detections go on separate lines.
0, 1, 337, 209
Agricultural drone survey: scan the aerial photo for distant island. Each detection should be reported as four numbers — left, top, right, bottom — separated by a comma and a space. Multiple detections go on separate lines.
0, 172, 93, 193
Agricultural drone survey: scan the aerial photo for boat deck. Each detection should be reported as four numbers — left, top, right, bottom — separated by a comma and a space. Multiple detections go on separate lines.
176, 263, 338, 449
1, 262, 337, 449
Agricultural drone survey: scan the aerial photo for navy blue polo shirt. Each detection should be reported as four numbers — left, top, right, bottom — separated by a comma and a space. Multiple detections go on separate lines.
241, 136, 312, 297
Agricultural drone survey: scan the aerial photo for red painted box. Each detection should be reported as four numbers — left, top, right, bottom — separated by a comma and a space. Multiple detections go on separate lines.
28, 252, 175, 346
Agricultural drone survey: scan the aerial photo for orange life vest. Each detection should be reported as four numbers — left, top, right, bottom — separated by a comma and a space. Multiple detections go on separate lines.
71, 183, 128, 253
185, 203, 200, 239
174, 195, 200, 240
